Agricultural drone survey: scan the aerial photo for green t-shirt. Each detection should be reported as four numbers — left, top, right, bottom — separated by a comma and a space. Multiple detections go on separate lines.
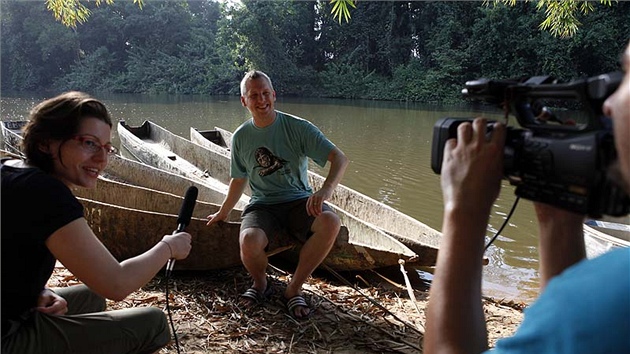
231, 111, 335, 205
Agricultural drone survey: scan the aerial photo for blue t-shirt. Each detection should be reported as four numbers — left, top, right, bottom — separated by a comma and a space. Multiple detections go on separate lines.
487, 247, 630, 353
231, 111, 335, 205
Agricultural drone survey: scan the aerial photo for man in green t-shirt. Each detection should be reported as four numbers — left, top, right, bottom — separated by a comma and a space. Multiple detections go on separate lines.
207, 70, 349, 320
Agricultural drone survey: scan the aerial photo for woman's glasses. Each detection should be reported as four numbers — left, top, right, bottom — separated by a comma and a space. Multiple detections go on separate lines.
72, 135, 118, 155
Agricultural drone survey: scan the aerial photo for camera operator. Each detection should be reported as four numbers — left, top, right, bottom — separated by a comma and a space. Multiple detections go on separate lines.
424, 40, 630, 353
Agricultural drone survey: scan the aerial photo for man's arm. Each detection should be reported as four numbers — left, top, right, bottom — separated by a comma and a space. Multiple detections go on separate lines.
534, 202, 586, 289
322, 147, 348, 191
207, 177, 248, 225
307, 147, 348, 217
424, 119, 506, 354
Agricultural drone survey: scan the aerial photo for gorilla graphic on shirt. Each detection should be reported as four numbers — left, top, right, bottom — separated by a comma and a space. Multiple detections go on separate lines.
255, 147, 287, 176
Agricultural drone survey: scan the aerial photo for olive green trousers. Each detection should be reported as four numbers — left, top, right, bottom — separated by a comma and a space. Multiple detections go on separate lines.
2, 285, 170, 354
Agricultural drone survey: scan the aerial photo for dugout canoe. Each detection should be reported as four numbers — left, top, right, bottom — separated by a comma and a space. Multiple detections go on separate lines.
118, 120, 432, 268
583, 215, 630, 258
2, 121, 418, 271
76, 177, 298, 271
5, 120, 629, 264
79, 197, 247, 270
190, 125, 444, 257
89, 173, 421, 272
1, 120, 25, 156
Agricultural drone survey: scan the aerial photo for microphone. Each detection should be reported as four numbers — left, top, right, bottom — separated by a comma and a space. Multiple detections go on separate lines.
166, 186, 198, 275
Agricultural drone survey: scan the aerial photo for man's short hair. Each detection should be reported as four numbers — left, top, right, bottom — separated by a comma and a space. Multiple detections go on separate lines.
240, 70, 274, 96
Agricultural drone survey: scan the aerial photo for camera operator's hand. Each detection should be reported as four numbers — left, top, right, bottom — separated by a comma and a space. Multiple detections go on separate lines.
533, 202, 586, 289
426, 118, 506, 354
441, 118, 506, 217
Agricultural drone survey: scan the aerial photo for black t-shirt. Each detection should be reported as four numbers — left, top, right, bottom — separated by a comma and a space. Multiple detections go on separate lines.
1, 159, 83, 333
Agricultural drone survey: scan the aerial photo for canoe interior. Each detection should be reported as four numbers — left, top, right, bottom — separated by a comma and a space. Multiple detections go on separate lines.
196, 128, 228, 148
118, 120, 249, 206
105, 154, 242, 208
190, 127, 231, 157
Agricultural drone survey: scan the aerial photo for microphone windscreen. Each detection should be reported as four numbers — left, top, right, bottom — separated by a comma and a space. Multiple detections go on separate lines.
177, 186, 198, 230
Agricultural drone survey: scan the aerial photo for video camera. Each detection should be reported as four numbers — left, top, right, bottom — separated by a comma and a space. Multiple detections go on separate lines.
431, 72, 629, 218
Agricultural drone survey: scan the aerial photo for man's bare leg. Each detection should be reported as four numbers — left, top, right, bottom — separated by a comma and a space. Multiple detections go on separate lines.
239, 228, 269, 306
284, 211, 340, 317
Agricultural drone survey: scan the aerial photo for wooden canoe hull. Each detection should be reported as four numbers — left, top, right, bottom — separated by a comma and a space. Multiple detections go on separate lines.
79, 198, 247, 270
119, 120, 427, 270
118, 121, 250, 207
584, 226, 628, 256
1, 120, 25, 156
586, 215, 630, 242
77, 176, 241, 221
79, 179, 419, 271
104, 153, 247, 209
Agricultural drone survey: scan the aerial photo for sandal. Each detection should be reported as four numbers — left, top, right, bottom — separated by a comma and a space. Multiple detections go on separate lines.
284, 294, 311, 320
239, 282, 273, 307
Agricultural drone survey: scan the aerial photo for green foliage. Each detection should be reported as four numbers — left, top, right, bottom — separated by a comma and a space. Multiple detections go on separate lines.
489, 0, 615, 38
330, 0, 355, 24
54, 47, 119, 92
45, 0, 143, 28
2, 0, 629, 104
319, 61, 373, 99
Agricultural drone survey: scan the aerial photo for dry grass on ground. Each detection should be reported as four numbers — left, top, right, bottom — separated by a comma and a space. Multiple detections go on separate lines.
48, 261, 525, 353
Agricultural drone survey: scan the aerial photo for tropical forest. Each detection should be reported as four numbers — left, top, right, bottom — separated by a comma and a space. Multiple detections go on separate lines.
2, 0, 629, 104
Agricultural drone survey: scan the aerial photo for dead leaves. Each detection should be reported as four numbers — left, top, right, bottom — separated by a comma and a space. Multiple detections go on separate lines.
48, 262, 523, 353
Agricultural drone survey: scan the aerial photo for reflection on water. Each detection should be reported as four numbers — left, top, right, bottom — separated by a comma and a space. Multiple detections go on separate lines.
1, 91, 543, 302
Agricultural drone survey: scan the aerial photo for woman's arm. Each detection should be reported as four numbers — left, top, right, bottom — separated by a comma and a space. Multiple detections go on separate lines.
47, 218, 191, 301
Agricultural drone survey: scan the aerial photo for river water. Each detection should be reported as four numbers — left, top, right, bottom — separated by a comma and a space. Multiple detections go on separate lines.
1, 91, 543, 302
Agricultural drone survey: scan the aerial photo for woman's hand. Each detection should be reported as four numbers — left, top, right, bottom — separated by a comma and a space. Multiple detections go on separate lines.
161, 232, 192, 260
34, 288, 68, 316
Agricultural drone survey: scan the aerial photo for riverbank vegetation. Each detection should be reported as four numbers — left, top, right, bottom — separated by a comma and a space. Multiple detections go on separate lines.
2, 1, 629, 103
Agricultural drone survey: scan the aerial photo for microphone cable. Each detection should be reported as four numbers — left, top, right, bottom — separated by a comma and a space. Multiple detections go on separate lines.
163, 185, 197, 354
164, 267, 182, 354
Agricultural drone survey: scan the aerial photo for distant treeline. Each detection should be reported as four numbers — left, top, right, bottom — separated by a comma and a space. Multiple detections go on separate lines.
2, 0, 629, 103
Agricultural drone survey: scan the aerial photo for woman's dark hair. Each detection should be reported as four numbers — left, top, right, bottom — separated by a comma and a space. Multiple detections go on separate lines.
21, 91, 112, 173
